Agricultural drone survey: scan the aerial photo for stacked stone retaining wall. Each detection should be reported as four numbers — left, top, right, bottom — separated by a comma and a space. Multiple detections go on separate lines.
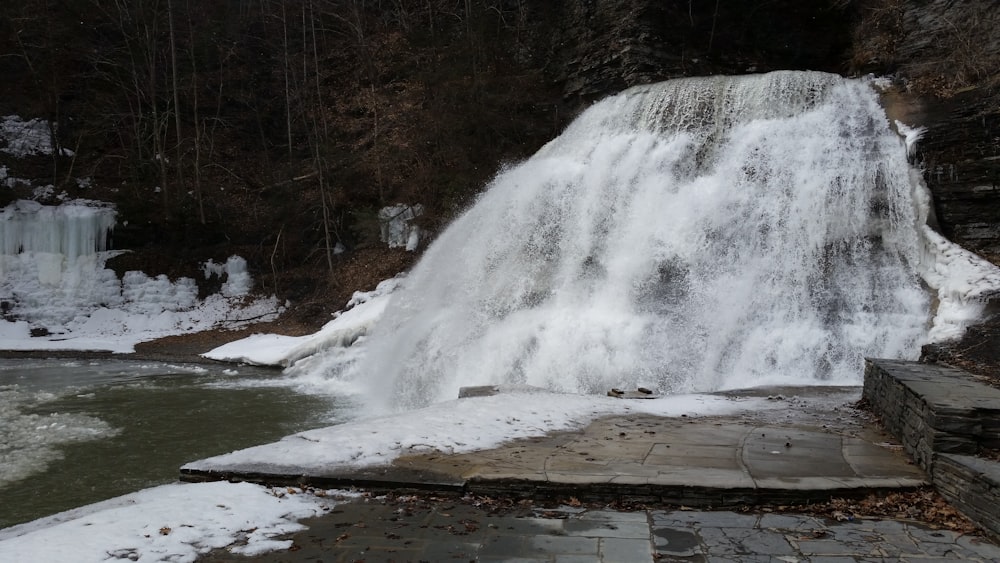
863, 358, 1000, 538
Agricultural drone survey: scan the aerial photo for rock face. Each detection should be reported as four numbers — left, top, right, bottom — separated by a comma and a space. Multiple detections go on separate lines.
916, 92, 1000, 254
852, 0, 1000, 256
552, 0, 853, 101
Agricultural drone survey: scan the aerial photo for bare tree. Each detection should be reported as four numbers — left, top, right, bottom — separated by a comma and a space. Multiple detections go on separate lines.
167, 0, 184, 196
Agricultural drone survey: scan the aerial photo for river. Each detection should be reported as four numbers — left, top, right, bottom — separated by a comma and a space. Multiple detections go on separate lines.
0, 358, 348, 528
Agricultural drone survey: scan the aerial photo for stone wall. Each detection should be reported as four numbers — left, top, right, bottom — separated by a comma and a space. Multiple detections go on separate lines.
934, 454, 1000, 537
863, 358, 1000, 537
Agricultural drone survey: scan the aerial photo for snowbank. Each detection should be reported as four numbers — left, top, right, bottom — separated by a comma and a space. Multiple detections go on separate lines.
0, 482, 352, 562
202, 276, 402, 366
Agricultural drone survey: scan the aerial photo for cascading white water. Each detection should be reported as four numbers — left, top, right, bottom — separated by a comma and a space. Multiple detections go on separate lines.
355, 71, 936, 410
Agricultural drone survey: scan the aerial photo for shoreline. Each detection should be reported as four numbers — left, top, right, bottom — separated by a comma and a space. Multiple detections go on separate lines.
0, 318, 320, 367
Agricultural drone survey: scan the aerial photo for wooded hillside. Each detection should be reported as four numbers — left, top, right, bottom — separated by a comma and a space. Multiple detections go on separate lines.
16, 1, 987, 322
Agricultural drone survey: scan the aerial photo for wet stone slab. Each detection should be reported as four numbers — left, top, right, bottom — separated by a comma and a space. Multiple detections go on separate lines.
195, 502, 1000, 562
649, 509, 1000, 563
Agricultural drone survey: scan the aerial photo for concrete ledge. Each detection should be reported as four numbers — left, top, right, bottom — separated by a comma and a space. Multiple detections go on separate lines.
179, 466, 466, 495
863, 358, 1000, 538
181, 467, 923, 509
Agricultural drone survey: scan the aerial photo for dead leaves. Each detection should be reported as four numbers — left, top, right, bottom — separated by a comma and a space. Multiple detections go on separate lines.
774, 488, 979, 534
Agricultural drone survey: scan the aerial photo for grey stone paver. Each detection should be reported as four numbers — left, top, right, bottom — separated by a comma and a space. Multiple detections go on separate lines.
599, 537, 653, 562
196, 501, 1000, 562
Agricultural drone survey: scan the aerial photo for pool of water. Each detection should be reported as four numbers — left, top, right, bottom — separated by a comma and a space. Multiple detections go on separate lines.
0, 358, 350, 528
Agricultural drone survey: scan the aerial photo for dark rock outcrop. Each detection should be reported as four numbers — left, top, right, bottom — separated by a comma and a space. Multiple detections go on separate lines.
852, 0, 1000, 256
916, 91, 1000, 254
552, 0, 853, 101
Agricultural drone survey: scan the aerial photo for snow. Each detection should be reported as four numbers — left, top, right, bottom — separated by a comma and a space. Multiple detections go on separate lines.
0, 482, 354, 563
202, 276, 402, 366
185, 390, 778, 474
0, 164, 31, 189
0, 115, 71, 158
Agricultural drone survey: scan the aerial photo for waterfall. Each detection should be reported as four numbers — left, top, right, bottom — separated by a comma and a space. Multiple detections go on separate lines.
349, 71, 937, 410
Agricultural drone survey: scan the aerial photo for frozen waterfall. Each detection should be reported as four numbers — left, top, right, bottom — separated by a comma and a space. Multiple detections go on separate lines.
322, 71, 994, 411
0, 200, 120, 327
0, 199, 115, 261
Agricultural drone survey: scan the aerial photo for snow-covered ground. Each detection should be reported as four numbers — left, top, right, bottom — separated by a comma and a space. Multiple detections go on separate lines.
0, 482, 358, 562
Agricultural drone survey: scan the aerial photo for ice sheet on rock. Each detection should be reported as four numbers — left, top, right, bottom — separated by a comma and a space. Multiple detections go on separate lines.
0, 115, 71, 158
1, 199, 282, 352
921, 227, 1000, 341
203, 276, 402, 367
202, 255, 252, 297
379, 204, 423, 250
0, 199, 116, 260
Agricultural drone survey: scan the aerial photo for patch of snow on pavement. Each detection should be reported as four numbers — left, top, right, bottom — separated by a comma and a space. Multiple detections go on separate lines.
184, 390, 774, 474
0, 482, 353, 562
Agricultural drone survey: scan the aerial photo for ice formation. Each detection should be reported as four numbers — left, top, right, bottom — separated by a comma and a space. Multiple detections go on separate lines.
203, 276, 403, 368
379, 204, 423, 250
0, 200, 282, 351
203, 255, 253, 298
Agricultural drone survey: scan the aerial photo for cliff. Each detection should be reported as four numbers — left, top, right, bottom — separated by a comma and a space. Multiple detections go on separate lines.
851, 0, 1000, 257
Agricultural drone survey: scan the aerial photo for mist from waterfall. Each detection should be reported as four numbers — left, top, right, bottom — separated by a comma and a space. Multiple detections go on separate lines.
353, 71, 935, 410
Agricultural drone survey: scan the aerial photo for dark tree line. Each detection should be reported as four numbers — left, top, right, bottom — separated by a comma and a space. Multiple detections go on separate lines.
0, 0, 561, 290
0, 0, 857, 308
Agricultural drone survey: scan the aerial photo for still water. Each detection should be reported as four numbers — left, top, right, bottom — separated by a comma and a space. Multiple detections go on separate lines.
0, 358, 348, 528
